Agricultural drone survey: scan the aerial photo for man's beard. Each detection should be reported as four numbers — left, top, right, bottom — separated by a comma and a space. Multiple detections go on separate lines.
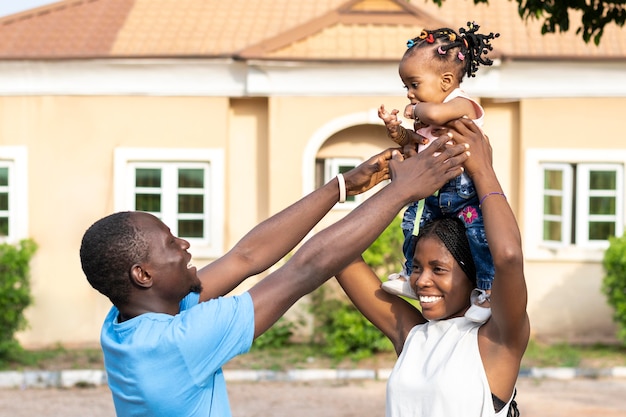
190, 283, 203, 294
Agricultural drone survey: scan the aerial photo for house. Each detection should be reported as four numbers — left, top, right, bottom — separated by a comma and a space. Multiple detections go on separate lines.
0, 0, 624, 348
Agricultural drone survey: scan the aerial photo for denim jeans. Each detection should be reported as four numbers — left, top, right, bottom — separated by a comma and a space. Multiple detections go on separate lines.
400, 172, 494, 290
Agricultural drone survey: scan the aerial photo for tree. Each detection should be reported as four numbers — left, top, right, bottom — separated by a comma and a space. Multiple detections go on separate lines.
430, 0, 626, 45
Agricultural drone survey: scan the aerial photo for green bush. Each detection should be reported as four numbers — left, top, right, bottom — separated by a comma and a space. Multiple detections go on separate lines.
252, 317, 299, 350
602, 232, 626, 344
0, 239, 37, 364
319, 301, 393, 360
309, 285, 393, 361
254, 217, 402, 357
362, 216, 405, 278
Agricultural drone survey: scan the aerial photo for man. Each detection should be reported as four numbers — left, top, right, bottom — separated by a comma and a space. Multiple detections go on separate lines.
80, 135, 467, 416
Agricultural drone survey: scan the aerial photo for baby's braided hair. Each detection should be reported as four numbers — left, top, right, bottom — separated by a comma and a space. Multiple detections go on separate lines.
405, 21, 499, 79
416, 217, 477, 285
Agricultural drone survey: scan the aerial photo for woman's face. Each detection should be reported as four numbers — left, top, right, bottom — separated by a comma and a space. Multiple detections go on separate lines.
409, 236, 473, 321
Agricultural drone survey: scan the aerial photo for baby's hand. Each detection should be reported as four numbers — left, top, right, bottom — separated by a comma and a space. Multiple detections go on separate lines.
378, 104, 400, 124
378, 104, 403, 136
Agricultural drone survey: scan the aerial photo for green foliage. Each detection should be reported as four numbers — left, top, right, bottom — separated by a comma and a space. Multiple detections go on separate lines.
362, 216, 405, 278
0, 239, 37, 365
252, 217, 403, 357
252, 317, 299, 350
602, 232, 626, 344
427, 0, 625, 45
309, 286, 393, 361
319, 302, 393, 360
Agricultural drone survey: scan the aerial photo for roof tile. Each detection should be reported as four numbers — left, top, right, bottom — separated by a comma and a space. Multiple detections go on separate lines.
0, 0, 623, 60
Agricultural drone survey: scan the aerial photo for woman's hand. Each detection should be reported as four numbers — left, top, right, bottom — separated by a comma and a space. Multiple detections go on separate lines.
445, 117, 494, 179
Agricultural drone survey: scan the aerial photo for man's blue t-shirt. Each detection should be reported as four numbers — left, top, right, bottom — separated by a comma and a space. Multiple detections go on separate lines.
101, 292, 255, 416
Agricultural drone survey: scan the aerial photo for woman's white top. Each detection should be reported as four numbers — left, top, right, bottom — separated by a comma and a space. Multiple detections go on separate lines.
386, 316, 514, 417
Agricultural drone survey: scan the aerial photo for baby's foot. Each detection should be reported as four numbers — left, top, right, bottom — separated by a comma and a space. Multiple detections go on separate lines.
465, 289, 492, 323
381, 272, 417, 299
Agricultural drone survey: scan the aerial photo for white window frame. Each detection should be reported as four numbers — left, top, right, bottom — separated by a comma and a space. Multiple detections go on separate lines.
114, 148, 224, 258
576, 163, 623, 248
540, 163, 574, 248
323, 157, 362, 209
0, 146, 28, 244
525, 149, 626, 261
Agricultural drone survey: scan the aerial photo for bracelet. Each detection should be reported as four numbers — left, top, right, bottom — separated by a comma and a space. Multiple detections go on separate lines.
412, 103, 422, 125
479, 192, 506, 208
337, 173, 346, 203
389, 126, 410, 147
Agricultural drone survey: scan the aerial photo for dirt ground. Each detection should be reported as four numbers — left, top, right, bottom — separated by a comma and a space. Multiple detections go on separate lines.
0, 377, 625, 417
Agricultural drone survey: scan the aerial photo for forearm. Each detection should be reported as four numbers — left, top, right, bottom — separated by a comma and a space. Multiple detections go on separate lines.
473, 169, 522, 261
388, 124, 410, 147
335, 258, 423, 353
249, 182, 410, 335
229, 178, 341, 274
249, 138, 467, 335
196, 177, 341, 300
473, 170, 527, 329
414, 101, 468, 126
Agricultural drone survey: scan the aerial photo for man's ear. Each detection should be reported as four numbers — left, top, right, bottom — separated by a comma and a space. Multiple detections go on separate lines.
441, 72, 454, 92
130, 264, 153, 288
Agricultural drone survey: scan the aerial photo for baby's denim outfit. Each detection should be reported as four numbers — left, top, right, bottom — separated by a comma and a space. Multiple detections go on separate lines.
401, 172, 494, 291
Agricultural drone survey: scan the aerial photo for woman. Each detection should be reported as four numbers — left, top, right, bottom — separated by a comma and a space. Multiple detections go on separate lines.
336, 118, 529, 417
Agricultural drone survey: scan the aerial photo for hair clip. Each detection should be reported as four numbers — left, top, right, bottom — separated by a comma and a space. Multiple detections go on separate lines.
458, 51, 465, 61
449, 33, 457, 42
406, 39, 416, 48
425, 33, 435, 43
437, 46, 446, 55
418, 30, 428, 39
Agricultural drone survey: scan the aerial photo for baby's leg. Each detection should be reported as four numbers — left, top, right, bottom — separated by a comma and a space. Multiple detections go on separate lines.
464, 219, 494, 291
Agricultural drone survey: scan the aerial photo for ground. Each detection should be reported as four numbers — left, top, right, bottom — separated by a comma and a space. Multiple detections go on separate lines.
1, 378, 626, 417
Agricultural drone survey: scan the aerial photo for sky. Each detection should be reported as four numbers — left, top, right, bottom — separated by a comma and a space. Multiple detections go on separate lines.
0, 0, 60, 17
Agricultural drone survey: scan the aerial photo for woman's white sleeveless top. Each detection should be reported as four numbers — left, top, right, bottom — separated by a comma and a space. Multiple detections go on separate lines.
386, 316, 514, 417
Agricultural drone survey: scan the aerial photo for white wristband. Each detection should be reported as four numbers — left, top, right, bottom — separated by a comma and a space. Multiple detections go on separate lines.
337, 173, 346, 203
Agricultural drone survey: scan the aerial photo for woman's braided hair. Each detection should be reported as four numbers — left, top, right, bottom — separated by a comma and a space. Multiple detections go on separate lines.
416, 217, 477, 285
404, 21, 499, 80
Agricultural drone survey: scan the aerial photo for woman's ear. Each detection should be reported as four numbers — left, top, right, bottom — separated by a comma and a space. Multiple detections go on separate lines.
130, 264, 153, 288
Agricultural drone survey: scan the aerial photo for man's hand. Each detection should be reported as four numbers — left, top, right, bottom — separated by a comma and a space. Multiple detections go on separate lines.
343, 148, 402, 196
389, 135, 469, 203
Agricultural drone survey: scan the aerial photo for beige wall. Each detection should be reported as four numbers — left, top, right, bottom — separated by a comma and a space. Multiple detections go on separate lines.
519, 97, 626, 341
520, 98, 625, 149
5, 94, 625, 347
526, 261, 617, 342
3, 95, 229, 347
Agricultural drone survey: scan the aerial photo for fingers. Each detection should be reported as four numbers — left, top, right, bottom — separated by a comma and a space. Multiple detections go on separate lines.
391, 149, 404, 162
447, 117, 481, 139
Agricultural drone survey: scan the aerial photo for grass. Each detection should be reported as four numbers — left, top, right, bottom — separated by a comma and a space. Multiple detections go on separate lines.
521, 340, 626, 369
1, 340, 625, 371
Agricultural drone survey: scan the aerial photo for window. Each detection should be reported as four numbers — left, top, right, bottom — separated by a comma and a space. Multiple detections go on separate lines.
525, 149, 625, 260
115, 148, 224, 258
0, 147, 28, 243
316, 157, 361, 207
